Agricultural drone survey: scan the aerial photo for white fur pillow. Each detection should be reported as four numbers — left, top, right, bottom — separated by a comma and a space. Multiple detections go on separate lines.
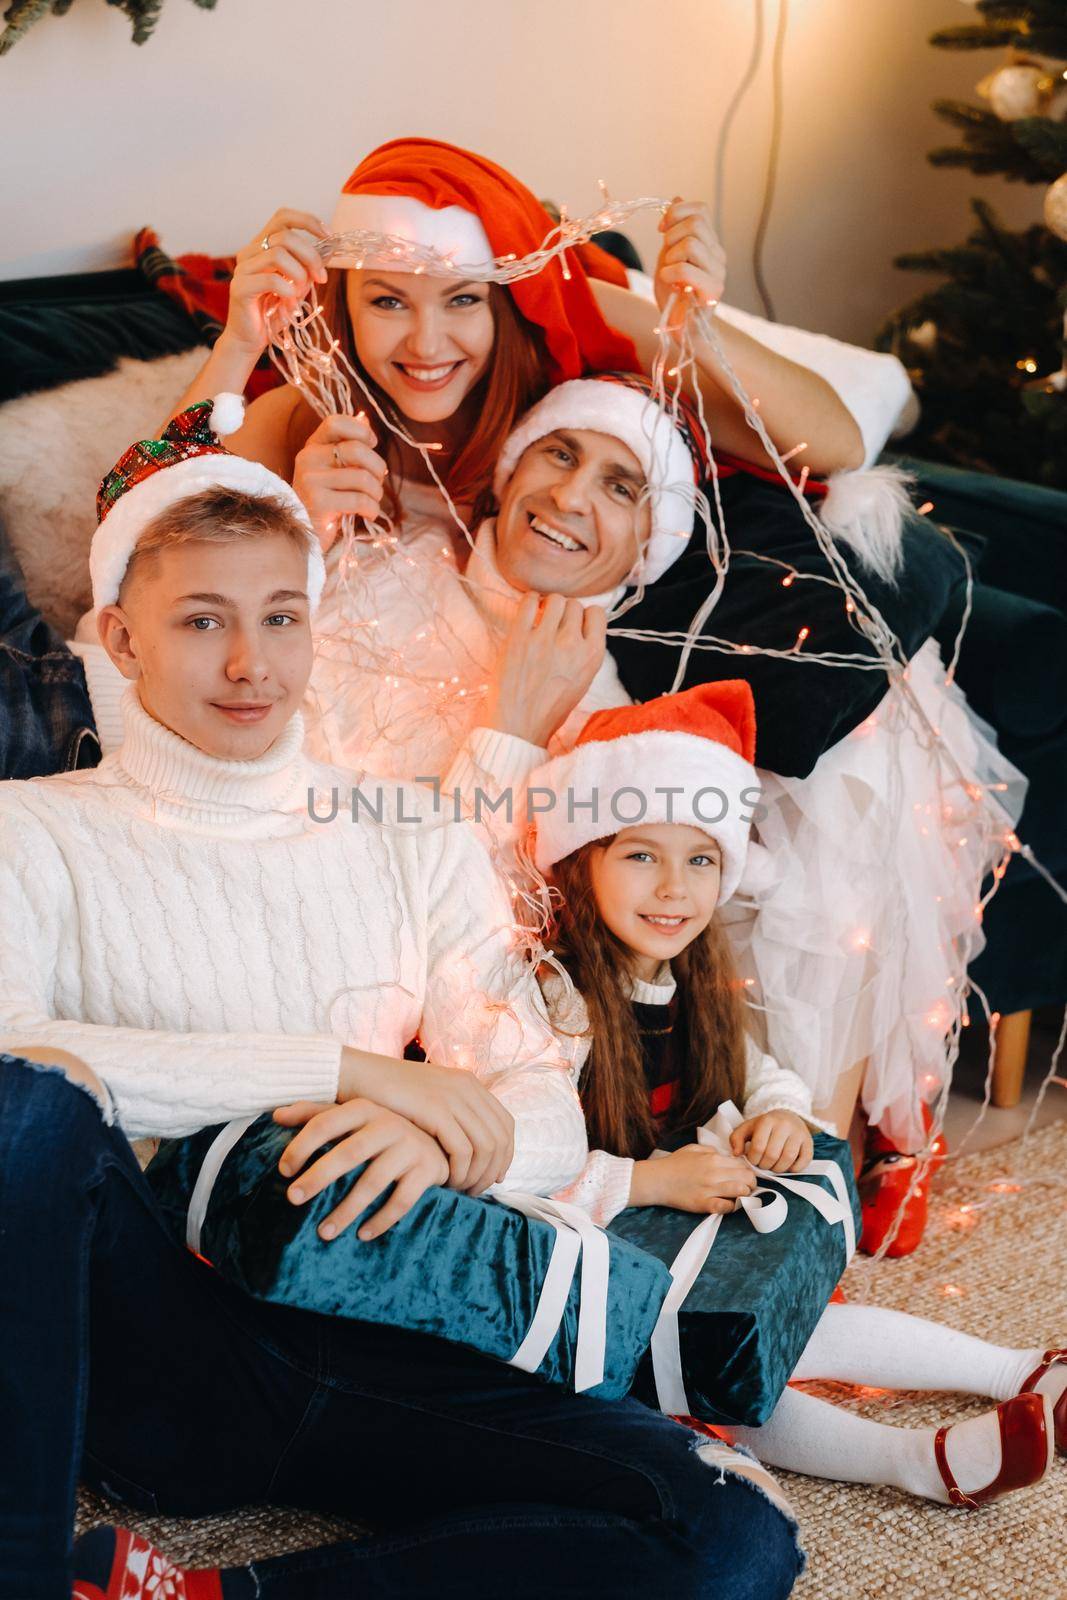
0, 348, 211, 637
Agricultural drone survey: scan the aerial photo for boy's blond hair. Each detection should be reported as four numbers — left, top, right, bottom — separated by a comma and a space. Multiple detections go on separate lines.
120, 486, 313, 599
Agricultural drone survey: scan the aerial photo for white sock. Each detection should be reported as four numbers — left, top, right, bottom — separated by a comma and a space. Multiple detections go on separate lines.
731, 1385, 1010, 1503
791, 1302, 1049, 1402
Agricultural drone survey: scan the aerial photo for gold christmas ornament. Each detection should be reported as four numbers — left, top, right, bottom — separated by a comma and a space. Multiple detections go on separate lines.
908, 320, 939, 352
1043, 172, 1067, 241
986, 62, 1055, 120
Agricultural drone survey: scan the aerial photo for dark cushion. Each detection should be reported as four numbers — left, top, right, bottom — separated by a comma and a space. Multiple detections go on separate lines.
0, 268, 203, 402
889, 453, 1067, 616
933, 582, 1067, 741
610, 472, 965, 779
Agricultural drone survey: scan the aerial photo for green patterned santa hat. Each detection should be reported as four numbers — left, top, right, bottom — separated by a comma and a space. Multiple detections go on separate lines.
92, 396, 326, 612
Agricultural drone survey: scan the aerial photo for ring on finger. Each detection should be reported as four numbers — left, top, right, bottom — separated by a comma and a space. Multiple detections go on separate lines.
260, 234, 271, 252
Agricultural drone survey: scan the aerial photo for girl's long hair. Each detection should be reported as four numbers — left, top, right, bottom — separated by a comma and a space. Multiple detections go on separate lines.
318, 271, 549, 522
547, 843, 750, 1160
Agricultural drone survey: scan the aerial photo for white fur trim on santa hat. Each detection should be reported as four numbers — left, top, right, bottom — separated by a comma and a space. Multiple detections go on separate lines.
819, 462, 915, 584
494, 380, 697, 586
91, 454, 326, 614
530, 728, 760, 903
327, 194, 495, 270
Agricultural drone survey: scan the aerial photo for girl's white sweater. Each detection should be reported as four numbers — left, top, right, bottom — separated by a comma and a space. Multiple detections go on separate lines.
541, 966, 832, 1224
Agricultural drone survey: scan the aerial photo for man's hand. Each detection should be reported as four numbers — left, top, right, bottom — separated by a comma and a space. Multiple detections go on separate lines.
334, 1047, 515, 1194
628, 1146, 758, 1214
729, 1111, 814, 1173
272, 1098, 450, 1242
484, 592, 607, 749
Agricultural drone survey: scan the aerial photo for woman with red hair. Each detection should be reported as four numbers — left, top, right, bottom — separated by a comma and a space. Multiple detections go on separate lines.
169, 137, 864, 550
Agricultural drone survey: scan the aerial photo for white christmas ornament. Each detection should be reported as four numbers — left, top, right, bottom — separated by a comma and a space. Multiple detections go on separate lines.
1044, 172, 1067, 241
986, 63, 1052, 121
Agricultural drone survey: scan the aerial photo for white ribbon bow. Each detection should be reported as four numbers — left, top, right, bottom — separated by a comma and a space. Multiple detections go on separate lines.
650, 1100, 856, 1416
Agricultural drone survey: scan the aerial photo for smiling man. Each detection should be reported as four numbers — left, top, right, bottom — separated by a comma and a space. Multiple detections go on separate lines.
301, 373, 703, 837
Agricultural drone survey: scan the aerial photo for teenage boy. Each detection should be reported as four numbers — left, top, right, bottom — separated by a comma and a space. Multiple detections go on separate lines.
0, 401, 801, 1600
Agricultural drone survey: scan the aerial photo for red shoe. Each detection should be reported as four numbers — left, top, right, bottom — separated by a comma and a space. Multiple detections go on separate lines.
1020, 1350, 1067, 1455
933, 1391, 1054, 1508
859, 1151, 929, 1257
859, 1106, 947, 1258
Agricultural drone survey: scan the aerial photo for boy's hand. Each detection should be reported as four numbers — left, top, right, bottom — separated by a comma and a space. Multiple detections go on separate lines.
729, 1111, 814, 1173
272, 1098, 450, 1242
629, 1147, 758, 1214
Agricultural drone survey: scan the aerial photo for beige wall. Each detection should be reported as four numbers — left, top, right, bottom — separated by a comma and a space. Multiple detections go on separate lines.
3, 0, 1042, 344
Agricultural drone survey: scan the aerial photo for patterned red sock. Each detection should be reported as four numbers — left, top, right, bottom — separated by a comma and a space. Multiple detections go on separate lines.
72, 1525, 223, 1600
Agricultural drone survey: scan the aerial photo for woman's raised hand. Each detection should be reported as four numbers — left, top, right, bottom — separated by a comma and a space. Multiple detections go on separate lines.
224, 208, 330, 360
483, 593, 608, 749
292, 412, 389, 553
654, 199, 727, 335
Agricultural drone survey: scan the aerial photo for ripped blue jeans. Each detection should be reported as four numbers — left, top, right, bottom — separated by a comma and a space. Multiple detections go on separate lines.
0, 545, 98, 780
0, 1056, 802, 1600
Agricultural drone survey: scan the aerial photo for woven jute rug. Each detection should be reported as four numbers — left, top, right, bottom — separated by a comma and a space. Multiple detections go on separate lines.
76, 1119, 1067, 1594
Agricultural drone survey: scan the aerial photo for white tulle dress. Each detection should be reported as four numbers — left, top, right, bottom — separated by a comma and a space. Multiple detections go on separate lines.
721, 639, 1026, 1149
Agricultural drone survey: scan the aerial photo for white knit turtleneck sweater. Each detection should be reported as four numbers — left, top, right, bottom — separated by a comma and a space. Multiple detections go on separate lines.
0, 690, 587, 1192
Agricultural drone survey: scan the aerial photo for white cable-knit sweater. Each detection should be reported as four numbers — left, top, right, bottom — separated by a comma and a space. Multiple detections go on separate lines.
0, 690, 587, 1193
541, 966, 832, 1224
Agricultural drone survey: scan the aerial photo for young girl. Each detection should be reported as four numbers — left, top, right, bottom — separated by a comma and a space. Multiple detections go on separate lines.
530, 681, 1065, 1509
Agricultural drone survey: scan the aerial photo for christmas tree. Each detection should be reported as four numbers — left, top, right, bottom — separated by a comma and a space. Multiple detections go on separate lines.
877, 1, 1067, 489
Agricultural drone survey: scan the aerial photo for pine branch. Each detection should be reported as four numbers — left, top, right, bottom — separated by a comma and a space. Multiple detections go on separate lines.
1012, 115, 1067, 176
3, 0, 218, 48
929, 24, 1021, 49
928, 100, 1053, 182
0, 0, 55, 55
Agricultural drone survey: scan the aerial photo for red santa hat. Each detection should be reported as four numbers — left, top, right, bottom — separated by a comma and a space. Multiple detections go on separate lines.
92, 396, 326, 612
328, 138, 641, 384
493, 372, 708, 584
530, 680, 766, 903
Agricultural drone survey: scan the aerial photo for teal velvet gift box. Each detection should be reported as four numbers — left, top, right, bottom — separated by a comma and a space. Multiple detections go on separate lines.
610, 1126, 860, 1428
145, 1113, 671, 1402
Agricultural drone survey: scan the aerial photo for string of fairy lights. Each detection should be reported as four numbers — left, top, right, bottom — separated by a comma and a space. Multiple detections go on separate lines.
264, 190, 1067, 1286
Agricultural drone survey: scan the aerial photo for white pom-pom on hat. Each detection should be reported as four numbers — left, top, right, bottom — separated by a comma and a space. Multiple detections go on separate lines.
209, 392, 246, 438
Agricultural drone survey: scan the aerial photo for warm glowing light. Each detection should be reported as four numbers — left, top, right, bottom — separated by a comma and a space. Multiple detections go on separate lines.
940, 1284, 965, 1297
917, 501, 935, 515
781, 573, 796, 588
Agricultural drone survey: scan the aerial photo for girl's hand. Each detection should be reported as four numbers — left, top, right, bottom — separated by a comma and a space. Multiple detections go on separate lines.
730, 1111, 814, 1173
629, 1146, 758, 1213
292, 412, 389, 553
654, 199, 726, 336
484, 592, 607, 748
330, 1047, 515, 1195
272, 1098, 450, 1242
224, 208, 330, 360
